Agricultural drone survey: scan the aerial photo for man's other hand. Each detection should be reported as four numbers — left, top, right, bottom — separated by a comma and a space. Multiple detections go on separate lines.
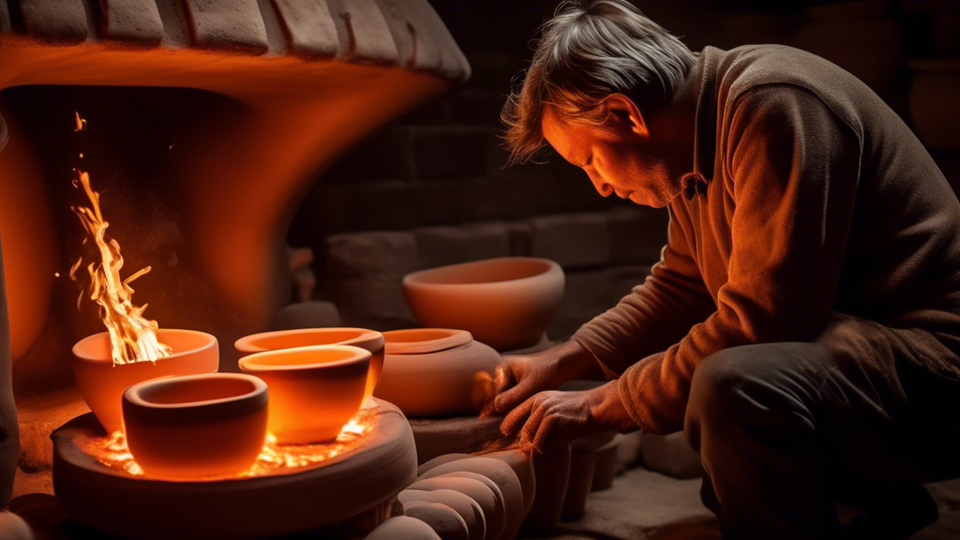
500, 381, 635, 454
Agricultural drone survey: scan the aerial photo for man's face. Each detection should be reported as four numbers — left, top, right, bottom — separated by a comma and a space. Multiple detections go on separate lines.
541, 102, 681, 208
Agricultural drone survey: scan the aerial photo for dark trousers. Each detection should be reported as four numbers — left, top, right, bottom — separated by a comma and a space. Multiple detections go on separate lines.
683, 341, 960, 540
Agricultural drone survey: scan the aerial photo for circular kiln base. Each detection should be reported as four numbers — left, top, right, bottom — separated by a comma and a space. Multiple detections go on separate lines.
51, 399, 416, 539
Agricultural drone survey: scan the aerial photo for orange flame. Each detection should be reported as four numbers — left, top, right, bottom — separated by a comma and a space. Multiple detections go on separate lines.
69, 116, 171, 365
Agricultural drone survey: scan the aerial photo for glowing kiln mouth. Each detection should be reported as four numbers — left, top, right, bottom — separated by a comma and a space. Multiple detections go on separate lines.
52, 398, 417, 538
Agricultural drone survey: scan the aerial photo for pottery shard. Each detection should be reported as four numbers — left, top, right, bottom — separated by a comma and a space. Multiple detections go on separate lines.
325, 0, 398, 64
420, 458, 525, 540
400, 489, 485, 540
270, 0, 338, 56
19, 0, 88, 43
100, 0, 164, 44
366, 515, 442, 540
184, 0, 268, 54
403, 500, 470, 540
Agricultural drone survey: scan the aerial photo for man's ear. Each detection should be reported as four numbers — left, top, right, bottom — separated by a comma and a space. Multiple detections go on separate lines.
603, 94, 647, 135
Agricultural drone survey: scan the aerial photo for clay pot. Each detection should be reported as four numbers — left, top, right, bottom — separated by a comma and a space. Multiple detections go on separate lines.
410, 473, 505, 540
402, 500, 470, 540
908, 58, 960, 150
522, 443, 571, 534
238, 344, 370, 444
403, 257, 565, 351
235, 327, 384, 406
591, 434, 623, 492
374, 329, 503, 417
0, 511, 34, 540
399, 489, 486, 540
71, 329, 219, 434
365, 515, 442, 540
121, 373, 267, 479
562, 432, 616, 521
419, 458, 524, 540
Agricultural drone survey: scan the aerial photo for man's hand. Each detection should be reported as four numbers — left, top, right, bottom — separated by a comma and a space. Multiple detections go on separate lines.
484, 339, 604, 416
500, 381, 635, 454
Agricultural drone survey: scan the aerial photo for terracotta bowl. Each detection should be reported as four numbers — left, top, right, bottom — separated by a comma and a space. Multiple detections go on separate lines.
71, 329, 220, 434
234, 327, 384, 406
402, 257, 565, 351
122, 373, 268, 480
374, 328, 503, 417
238, 345, 370, 444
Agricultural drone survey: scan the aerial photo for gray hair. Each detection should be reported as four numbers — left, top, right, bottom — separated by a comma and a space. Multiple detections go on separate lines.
501, 0, 698, 164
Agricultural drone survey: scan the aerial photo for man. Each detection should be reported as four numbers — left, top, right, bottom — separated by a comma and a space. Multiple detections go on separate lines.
491, 1, 960, 539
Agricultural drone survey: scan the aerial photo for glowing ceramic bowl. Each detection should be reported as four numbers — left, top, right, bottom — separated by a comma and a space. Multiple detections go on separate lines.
71, 329, 220, 434
402, 257, 565, 351
234, 327, 384, 405
238, 345, 370, 444
122, 373, 268, 479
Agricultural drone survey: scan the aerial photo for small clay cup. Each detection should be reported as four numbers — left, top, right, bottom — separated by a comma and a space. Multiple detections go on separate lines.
238, 345, 371, 444
122, 373, 268, 479
234, 327, 384, 406
71, 329, 220, 434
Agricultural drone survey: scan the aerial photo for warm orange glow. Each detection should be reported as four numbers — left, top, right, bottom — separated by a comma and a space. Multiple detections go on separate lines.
69, 132, 171, 365
84, 412, 372, 480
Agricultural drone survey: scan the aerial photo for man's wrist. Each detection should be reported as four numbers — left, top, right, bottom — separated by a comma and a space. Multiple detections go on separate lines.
551, 339, 604, 385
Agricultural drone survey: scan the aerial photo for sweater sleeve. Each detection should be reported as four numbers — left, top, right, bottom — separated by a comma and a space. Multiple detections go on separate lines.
616, 85, 861, 434
572, 206, 716, 378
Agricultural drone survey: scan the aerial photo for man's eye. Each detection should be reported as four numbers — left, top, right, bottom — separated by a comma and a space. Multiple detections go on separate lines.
585, 155, 593, 166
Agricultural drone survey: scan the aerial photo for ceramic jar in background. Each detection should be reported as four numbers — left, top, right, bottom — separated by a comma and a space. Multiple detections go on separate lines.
373, 329, 503, 417
235, 327, 384, 406
238, 344, 370, 444
71, 329, 219, 434
122, 373, 268, 479
403, 257, 564, 351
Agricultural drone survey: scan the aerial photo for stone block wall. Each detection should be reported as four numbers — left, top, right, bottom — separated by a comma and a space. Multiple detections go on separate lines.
287, 50, 669, 339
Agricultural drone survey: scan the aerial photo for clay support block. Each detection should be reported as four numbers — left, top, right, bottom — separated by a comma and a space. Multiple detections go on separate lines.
562, 431, 616, 521
325, 231, 419, 280
325, 0, 398, 64
326, 277, 413, 327
407, 416, 506, 465
99, 0, 164, 44
270, 0, 339, 56
591, 434, 622, 492
521, 444, 571, 534
184, 0, 269, 53
530, 213, 612, 270
19, 0, 88, 43
641, 431, 705, 479
413, 222, 510, 270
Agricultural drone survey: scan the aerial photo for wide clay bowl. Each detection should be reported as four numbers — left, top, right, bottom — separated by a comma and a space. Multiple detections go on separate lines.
122, 373, 268, 480
374, 328, 503, 417
402, 257, 565, 351
238, 344, 370, 444
71, 329, 220, 434
234, 327, 384, 405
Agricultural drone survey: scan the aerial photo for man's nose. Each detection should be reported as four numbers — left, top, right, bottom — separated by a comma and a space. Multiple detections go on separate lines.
590, 176, 614, 197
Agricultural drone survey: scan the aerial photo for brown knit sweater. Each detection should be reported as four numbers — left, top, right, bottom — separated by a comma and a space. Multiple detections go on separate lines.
572, 45, 960, 434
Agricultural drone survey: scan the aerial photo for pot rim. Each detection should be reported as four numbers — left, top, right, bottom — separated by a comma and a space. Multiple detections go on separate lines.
237, 344, 370, 371
403, 257, 562, 288
234, 327, 382, 354
72, 328, 218, 365
382, 328, 473, 354
124, 372, 267, 410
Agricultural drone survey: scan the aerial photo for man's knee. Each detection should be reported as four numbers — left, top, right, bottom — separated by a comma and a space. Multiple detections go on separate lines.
685, 343, 830, 444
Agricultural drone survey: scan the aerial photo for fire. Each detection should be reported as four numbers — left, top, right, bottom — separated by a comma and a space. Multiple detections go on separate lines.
86, 415, 371, 480
70, 112, 171, 365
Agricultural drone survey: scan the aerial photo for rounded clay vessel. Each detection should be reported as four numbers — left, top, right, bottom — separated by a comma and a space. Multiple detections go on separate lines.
374, 329, 502, 417
238, 344, 370, 443
122, 373, 268, 479
71, 329, 219, 433
403, 257, 564, 351
235, 327, 384, 405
